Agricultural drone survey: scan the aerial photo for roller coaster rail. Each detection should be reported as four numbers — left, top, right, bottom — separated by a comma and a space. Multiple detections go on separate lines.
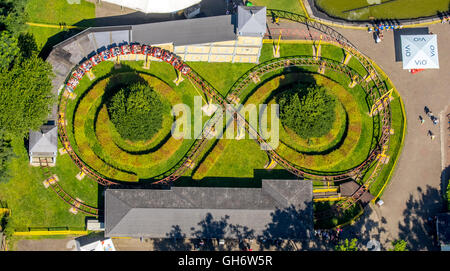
226, 56, 389, 180
55, 12, 395, 220
38, 158, 99, 217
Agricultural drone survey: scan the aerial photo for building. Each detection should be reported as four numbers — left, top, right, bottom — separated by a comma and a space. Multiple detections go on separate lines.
28, 124, 58, 167
104, 179, 313, 240
436, 213, 450, 251
46, 6, 266, 95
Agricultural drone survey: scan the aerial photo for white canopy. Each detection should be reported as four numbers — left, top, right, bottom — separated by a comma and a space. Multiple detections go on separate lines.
102, 0, 201, 13
401, 34, 439, 69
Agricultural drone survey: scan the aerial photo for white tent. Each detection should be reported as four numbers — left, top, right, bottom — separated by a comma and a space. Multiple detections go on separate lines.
102, 0, 201, 13
401, 34, 439, 69
78, 238, 116, 251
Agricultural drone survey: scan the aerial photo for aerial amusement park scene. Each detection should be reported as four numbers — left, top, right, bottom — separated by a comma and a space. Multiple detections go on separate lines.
0, 0, 448, 255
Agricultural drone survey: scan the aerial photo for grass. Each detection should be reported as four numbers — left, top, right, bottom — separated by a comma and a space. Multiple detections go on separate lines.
25, 0, 96, 50
258, 73, 367, 172
315, 0, 450, 21
199, 139, 268, 179
0, 138, 96, 231
67, 62, 212, 181
252, 0, 305, 15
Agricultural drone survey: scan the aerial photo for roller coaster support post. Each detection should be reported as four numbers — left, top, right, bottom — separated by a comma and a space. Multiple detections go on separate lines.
348, 74, 358, 88
87, 70, 95, 81
273, 31, 282, 58
370, 88, 393, 116
343, 52, 352, 65
114, 55, 121, 69
314, 35, 323, 61
143, 55, 151, 69
173, 69, 184, 86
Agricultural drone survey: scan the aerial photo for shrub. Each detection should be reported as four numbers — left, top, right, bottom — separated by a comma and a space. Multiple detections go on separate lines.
278, 84, 336, 139
107, 83, 168, 141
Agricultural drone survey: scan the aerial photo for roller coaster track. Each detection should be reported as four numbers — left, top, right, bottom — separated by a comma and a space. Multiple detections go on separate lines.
56, 11, 394, 222
39, 158, 99, 217
226, 56, 388, 181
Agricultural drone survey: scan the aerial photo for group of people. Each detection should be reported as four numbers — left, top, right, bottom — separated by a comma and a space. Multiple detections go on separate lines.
441, 12, 450, 23
314, 227, 342, 244
368, 21, 403, 44
420, 106, 439, 140
65, 44, 192, 93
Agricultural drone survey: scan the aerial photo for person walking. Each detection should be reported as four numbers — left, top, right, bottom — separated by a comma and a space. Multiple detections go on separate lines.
419, 115, 425, 124
428, 130, 435, 140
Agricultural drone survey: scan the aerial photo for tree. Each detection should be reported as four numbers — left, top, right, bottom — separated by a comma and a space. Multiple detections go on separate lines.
107, 82, 169, 141
0, 129, 14, 183
0, 0, 28, 34
0, 55, 55, 138
278, 84, 336, 139
0, 31, 19, 70
389, 239, 408, 251
335, 238, 358, 251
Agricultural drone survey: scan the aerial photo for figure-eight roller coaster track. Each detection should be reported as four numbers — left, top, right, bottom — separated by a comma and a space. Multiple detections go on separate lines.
54, 10, 394, 220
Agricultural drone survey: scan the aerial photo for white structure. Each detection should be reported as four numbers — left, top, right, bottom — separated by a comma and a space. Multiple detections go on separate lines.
77, 238, 116, 251
29, 125, 58, 166
401, 34, 439, 69
101, 0, 201, 13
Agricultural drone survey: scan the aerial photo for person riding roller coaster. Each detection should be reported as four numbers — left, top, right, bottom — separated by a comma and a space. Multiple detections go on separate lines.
163, 50, 174, 63
66, 77, 79, 91
100, 50, 110, 61
180, 64, 191, 75
142, 45, 150, 55
131, 44, 142, 54
90, 55, 102, 66
171, 57, 182, 69
81, 60, 93, 72
153, 47, 162, 58
121, 45, 131, 55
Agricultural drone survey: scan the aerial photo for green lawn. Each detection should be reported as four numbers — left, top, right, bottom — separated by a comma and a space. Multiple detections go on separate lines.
25, 0, 96, 51
315, 0, 449, 21
0, 138, 97, 231
252, 0, 305, 15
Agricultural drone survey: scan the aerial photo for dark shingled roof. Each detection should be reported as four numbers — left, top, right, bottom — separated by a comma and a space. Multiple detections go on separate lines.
131, 15, 236, 46
105, 179, 313, 239
436, 213, 450, 248
45, 15, 237, 100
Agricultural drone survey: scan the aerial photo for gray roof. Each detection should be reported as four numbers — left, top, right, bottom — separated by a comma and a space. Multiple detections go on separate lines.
131, 15, 236, 46
29, 125, 58, 156
105, 179, 313, 239
237, 6, 267, 37
45, 15, 237, 99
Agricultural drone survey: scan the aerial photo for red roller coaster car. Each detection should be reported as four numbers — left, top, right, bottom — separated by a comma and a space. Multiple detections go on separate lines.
121, 44, 131, 55
90, 55, 102, 66
131, 44, 142, 54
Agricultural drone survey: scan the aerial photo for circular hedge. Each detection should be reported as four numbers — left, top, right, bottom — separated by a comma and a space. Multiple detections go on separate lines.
278, 84, 336, 139
106, 82, 169, 141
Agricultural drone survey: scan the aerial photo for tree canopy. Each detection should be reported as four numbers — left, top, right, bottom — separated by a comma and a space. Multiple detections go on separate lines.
278, 84, 336, 139
0, 55, 55, 137
0, 31, 19, 70
0, 0, 28, 34
335, 238, 358, 251
107, 82, 169, 141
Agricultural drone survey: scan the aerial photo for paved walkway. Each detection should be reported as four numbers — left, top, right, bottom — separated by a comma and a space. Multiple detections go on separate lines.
266, 19, 449, 250
332, 24, 449, 251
